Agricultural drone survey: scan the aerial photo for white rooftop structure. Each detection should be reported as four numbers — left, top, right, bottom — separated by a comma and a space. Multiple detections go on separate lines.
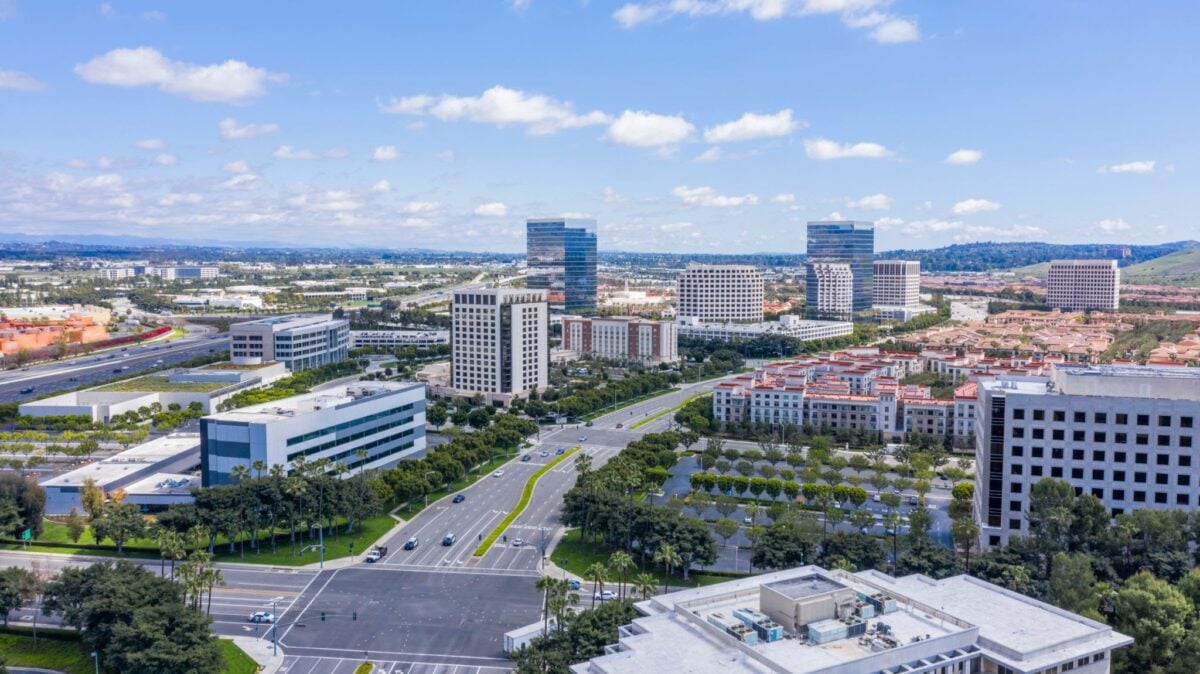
569, 566, 1130, 674
40, 434, 201, 513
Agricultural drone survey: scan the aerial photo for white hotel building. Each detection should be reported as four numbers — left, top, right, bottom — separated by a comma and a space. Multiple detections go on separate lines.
561, 316, 678, 364
975, 364, 1200, 548
451, 287, 548, 396
1046, 260, 1120, 311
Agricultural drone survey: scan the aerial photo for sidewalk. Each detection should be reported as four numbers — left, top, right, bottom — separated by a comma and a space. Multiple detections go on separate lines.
231, 635, 285, 674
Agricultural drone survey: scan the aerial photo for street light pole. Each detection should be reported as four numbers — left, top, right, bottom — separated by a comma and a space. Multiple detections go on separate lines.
91, 651, 99, 674
272, 598, 279, 656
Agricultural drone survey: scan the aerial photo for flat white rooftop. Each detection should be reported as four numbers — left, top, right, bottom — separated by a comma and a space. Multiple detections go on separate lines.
204, 381, 422, 424
982, 364, 1200, 402
41, 434, 201, 489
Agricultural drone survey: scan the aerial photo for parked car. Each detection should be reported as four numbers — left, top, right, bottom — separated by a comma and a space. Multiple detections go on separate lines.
909, 496, 919, 505
248, 612, 275, 623
442, 533, 456, 546
452, 494, 466, 503
594, 590, 617, 601
872, 494, 882, 503
19, 387, 33, 395
403, 537, 420, 550
743, 516, 753, 524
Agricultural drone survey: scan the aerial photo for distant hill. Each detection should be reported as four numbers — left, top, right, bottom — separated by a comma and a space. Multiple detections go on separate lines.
1121, 248, 1200, 286
877, 241, 1198, 272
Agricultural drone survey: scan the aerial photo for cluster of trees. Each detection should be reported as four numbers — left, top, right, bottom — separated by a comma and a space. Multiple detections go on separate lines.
425, 396, 503, 429
217, 360, 362, 411
877, 240, 1189, 272
40, 560, 224, 673
0, 473, 45, 539
535, 370, 680, 420
379, 414, 538, 504
512, 598, 640, 674
678, 324, 876, 361
562, 431, 718, 581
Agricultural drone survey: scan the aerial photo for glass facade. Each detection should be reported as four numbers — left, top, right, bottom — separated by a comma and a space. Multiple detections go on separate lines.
526, 218, 597, 311
805, 221, 875, 320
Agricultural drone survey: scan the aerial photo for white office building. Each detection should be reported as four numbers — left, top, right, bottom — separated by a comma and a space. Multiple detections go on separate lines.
874, 261, 921, 308
41, 434, 201, 513
99, 265, 219, 281
229, 314, 350, 371
677, 315, 853, 344
676, 264, 765, 323
561, 316, 678, 364
975, 364, 1200, 548
564, 565, 1130, 674
1046, 260, 1120, 311
200, 381, 425, 486
451, 288, 548, 395
349, 330, 450, 349
809, 262, 854, 319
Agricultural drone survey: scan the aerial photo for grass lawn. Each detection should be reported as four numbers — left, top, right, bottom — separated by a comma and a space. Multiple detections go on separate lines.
216, 638, 260, 674
550, 529, 742, 591
474, 447, 578, 556
95, 375, 227, 393
0, 628, 94, 674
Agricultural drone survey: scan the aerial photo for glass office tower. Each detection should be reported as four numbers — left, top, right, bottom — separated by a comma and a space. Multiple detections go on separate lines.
526, 218, 597, 311
806, 221, 875, 320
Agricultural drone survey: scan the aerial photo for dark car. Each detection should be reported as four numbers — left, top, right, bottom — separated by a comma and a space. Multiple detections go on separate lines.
452, 494, 465, 503
521, 454, 532, 462
403, 537, 419, 550
19, 387, 34, 395
442, 533, 456, 546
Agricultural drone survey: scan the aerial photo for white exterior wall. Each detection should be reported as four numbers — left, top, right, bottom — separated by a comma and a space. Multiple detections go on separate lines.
451, 288, 548, 395
1046, 260, 1120, 311
810, 263, 854, 318
873, 260, 921, 308
676, 264, 764, 322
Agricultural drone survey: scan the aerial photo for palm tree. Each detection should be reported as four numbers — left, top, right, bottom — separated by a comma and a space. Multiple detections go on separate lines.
653, 543, 682, 594
608, 550, 634, 600
252, 460, 267, 479
535, 575, 558, 634
284, 477, 307, 555
585, 562, 608, 608
356, 448, 369, 477
633, 572, 657, 600
203, 562, 224, 616
230, 464, 250, 485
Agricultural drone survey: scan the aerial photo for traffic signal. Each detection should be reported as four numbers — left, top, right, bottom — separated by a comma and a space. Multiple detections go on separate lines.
320, 612, 326, 621
352, 611, 358, 621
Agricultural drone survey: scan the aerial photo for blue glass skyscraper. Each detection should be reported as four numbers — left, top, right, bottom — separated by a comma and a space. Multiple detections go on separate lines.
526, 218, 597, 311
806, 221, 875, 320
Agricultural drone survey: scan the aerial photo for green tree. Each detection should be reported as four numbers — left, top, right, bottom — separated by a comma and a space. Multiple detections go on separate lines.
713, 517, 739, 549
585, 562, 608, 608
1048, 552, 1101, 620
0, 566, 37, 627
65, 507, 87, 544
653, 543, 682, 594
1112, 571, 1193, 673
81, 477, 105, 522
633, 572, 656, 600
608, 550, 634, 600
92, 502, 146, 555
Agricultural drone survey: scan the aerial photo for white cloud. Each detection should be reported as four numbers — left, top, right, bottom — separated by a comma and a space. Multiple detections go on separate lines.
382, 85, 610, 135
673, 185, 758, 208
951, 198, 1001, 215
560, 211, 592, 219
74, 47, 282, 104
95, 156, 114, 169
602, 186, 627, 203
324, 148, 350, 158
770, 193, 796, 204
99, 2, 113, 16
135, 138, 165, 150
141, 10, 166, 21
845, 193, 892, 210
1098, 160, 1155, 174
401, 201, 440, 215
903, 218, 964, 236
511, 0, 532, 9
372, 145, 399, 161
1098, 218, 1131, 233
65, 159, 90, 169
273, 145, 320, 160
612, 0, 919, 43
153, 153, 177, 166
875, 216, 904, 229
604, 110, 695, 147
223, 160, 251, 174
474, 202, 509, 217
944, 148, 983, 166
289, 190, 361, 212
868, 17, 919, 43
370, 180, 391, 193
703, 109, 803, 143
0, 69, 46, 92
694, 147, 722, 162
436, 149, 456, 162
218, 118, 279, 140
159, 192, 202, 206
218, 173, 262, 191
804, 137, 892, 160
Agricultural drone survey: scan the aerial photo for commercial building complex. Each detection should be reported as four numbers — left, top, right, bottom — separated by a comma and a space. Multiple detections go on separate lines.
561, 316, 678, 364
229, 313, 350, 371
200, 381, 426, 486
451, 288, 548, 396
99, 265, 220, 281
349, 329, 450, 349
1046, 260, 1120, 311
806, 221, 874, 320
677, 315, 852, 344
974, 364, 1200, 548
676, 264, 765, 323
526, 218, 598, 311
41, 434, 201, 514
0, 314, 108, 359
566, 565, 1129, 674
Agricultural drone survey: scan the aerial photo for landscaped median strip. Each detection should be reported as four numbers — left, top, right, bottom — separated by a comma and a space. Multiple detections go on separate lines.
473, 446, 580, 557
628, 390, 712, 430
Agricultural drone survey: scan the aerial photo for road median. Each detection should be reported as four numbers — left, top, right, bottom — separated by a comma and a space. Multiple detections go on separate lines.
472, 446, 579, 557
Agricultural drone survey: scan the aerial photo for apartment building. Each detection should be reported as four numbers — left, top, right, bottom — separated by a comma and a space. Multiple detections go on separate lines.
1046, 260, 1120, 311
451, 288, 548, 395
676, 264, 765, 322
229, 314, 350, 371
563, 565, 1130, 674
200, 381, 426, 486
975, 364, 1200, 548
561, 316, 678, 364
809, 262, 854, 320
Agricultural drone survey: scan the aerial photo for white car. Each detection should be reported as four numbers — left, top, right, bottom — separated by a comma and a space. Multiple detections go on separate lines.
248, 612, 275, 623
512, 538, 525, 547
743, 516, 753, 524
594, 590, 617, 601
493, 470, 505, 477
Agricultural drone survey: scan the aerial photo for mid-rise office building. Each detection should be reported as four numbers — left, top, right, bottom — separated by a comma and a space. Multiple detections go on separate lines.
1046, 260, 1120, 311
349, 330, 450, 350
561, 316, 678, 364
809, 262, 854, 319
806, 221, 874, 320
99, 265, 219, 281
200, 381, 426, 486
975, 364, 1200, 548
451, 288, 548, 395
526, 218, 598, 311
676, 264, 764, 322
873, 260, 921, 307
229, 314, 350, 371
676, 315, 852, 344
559, 565, 1130, 674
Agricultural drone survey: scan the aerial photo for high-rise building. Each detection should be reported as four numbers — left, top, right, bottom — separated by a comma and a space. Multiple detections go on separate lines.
809, 262, 854, 319
451, 288, 548, 395
975, 365, 1200, 548
561, 316, 678, 364
229, 314, 350, 371
1046, 260, 1120, 311
676, 264, 764, 322
806, 221, 874, 320
873, 260, 920, 308
526, 218, 597, 311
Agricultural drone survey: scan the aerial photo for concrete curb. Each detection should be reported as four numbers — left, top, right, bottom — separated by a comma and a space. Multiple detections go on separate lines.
230, 635, 285, 674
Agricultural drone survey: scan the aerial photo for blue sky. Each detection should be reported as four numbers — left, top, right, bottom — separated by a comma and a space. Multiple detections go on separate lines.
0, 1, 1194, 252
